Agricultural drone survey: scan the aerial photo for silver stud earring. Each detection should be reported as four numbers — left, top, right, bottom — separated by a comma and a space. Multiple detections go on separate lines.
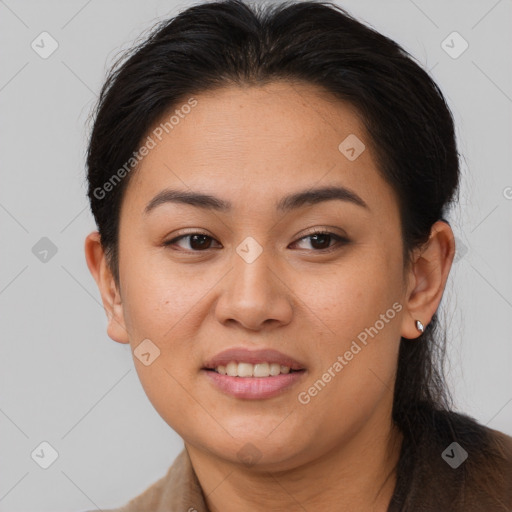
415, 320, 424, 333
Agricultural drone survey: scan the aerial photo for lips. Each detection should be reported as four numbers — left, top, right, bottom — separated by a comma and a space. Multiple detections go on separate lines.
204, 370, 305, 399
202, 347, 306, 371
202, 347, 307, 399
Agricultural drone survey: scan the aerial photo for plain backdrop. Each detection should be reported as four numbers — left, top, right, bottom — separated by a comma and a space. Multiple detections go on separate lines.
1, 0, 511, 510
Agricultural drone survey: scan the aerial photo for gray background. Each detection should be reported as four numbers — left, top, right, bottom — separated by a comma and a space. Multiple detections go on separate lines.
1, 0, 511, 510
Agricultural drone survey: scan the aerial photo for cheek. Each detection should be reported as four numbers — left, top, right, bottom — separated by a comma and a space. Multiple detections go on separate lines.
300, 244, 403, 400
305, 248, 403, 341
119, 247, 210, 341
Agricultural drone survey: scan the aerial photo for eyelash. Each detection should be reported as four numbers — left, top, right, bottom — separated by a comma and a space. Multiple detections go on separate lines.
163, 229, 349, 254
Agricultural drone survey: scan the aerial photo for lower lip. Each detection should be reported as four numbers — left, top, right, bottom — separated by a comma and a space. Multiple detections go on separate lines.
202, 369, 306, 399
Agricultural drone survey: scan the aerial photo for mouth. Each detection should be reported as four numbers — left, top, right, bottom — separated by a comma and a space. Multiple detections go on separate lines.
201, 347, 307, 399
203, 362, 305, 377
202, 347, 306, 374
202, 367, 306, 399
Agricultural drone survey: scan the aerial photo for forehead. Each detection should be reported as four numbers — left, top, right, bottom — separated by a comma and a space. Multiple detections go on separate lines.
123, 81, 397, 217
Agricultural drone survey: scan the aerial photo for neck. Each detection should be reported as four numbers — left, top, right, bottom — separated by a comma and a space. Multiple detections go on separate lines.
186, 410, 403, 512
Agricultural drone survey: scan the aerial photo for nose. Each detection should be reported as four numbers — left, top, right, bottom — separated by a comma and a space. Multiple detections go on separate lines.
214, 247, 293, 331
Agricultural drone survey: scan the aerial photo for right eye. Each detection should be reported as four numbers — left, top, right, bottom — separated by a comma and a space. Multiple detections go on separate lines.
163, 233, 222, 252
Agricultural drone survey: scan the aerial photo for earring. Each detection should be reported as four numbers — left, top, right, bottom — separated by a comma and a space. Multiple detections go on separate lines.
415, 320, 424, 334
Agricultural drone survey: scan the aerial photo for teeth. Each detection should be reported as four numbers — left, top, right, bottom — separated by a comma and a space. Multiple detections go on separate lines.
214, 361, 295, 377
254, 363, 270, 377
238, 362, 253, 377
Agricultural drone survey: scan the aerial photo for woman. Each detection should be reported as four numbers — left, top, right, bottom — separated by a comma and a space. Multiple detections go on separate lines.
83, 0, 512, 510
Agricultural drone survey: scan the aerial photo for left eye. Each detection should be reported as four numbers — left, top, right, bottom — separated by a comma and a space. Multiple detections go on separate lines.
164, 231, 347, 252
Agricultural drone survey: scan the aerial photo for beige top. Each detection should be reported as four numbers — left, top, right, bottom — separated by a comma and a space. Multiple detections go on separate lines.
86, 423, 512, 512
96, 448, 208, 512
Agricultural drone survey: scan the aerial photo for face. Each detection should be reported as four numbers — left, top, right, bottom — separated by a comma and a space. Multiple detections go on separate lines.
91, 82, 420, 469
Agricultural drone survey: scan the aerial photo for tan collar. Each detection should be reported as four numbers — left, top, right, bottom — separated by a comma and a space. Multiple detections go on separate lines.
114, 448, 209, 512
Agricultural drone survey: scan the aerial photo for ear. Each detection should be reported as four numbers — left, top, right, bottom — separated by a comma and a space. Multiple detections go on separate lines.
400, 220, 455, 340
84, 231, 130, 344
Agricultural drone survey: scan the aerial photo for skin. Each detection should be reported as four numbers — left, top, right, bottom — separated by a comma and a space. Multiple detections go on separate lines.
85, 81, 455, 511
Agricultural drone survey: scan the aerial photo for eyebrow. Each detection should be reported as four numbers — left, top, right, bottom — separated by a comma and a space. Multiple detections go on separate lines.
144, 185, 369, 215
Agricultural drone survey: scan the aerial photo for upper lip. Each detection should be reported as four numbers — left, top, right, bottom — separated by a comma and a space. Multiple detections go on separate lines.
203, 347, 306, 371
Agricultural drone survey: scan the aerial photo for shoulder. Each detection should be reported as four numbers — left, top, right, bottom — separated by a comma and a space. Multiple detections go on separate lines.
81, 449, 207, 512
485, 425, 512, 463
431, 408, 512, 478
394, 407, 512, 511
447, 411, 512, 510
